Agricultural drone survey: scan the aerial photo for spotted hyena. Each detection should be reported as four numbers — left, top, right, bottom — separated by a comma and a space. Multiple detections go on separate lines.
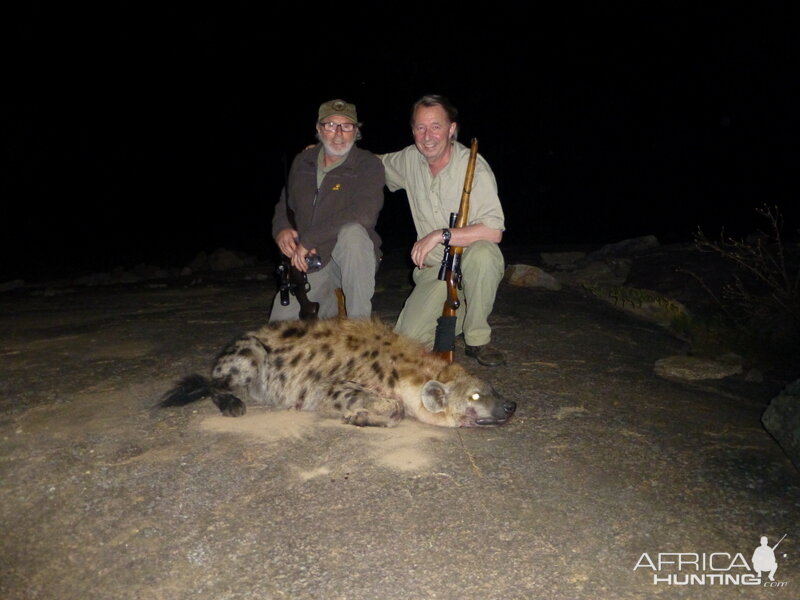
160, 318, 515, 427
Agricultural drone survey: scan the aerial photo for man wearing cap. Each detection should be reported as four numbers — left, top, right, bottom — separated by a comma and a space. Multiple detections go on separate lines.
270, 99, 384, 320
381, 94, 506, 366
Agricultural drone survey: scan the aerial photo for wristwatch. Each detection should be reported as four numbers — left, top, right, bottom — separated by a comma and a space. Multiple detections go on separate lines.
441, 228, 451, 245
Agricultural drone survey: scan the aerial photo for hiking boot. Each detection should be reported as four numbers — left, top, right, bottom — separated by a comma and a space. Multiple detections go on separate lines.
464, 344, 506, 367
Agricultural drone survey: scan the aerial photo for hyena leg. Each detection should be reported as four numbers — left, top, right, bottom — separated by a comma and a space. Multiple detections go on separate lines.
209, 335, 269, 416
315, 381, 404, 427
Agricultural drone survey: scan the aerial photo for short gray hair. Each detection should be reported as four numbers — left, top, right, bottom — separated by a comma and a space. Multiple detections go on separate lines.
410, 94, 459, 138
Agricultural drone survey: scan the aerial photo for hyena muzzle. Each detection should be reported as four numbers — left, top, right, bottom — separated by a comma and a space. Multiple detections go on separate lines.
159, 318, 516, 428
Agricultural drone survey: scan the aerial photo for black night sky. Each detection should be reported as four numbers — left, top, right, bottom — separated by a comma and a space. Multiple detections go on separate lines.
4, 4, 799, 282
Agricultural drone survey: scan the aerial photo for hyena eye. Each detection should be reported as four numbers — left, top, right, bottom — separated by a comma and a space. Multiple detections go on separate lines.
471, 393, 481, 401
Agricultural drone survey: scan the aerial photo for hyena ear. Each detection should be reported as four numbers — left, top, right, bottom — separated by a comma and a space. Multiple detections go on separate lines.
421, 380, 448, 413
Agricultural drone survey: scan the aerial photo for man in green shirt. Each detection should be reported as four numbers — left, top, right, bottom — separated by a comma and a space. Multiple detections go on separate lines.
381, 95, 506, 366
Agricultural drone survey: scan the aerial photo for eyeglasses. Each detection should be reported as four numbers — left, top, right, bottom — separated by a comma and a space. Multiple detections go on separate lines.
319, 121, 357, 133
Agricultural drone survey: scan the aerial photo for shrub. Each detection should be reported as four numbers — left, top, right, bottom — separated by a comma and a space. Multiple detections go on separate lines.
689, 204, 799, 356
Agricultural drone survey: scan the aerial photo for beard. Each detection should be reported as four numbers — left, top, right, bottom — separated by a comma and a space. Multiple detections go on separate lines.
321, 136, 355, 158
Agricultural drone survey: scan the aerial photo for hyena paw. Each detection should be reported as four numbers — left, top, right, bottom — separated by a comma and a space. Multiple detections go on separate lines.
342, 410, 371, 427
217, 394, 246, 417
342, 410, 401, 427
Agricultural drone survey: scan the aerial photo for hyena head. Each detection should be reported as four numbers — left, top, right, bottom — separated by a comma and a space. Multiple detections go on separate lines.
415, 364, 516, 428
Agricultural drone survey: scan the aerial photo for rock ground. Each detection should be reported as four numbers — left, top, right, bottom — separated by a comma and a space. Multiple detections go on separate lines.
1, 246, 798, 599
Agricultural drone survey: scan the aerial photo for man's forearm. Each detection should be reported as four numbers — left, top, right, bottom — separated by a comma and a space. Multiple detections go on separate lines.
445, 223, 503, 247
411, 223, 503, 269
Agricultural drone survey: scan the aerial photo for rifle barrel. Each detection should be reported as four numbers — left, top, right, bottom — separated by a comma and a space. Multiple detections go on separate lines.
772, 533, 787, 550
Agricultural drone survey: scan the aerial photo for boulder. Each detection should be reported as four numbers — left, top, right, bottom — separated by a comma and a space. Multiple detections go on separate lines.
130, 263, 171, 280
555, 258, 631, 287
654, 354, 743, 381
504, 264, 562, 290
762, 379, 800, 470
0, 279, 26, 292
585, 286, 690, 331
209, 248, 246, 271
588, 235, 660, 259
188, 248, 255, 272
188, 251, 210, 272
539, 251, 586, 267
75, 272, 113, 286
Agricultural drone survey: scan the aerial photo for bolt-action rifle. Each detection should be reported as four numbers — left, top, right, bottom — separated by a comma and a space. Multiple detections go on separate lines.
276, 156, 320, 320
432, 138, 478, 363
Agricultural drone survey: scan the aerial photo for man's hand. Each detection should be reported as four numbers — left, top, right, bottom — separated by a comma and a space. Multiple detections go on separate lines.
411, 230, 443, 269
276, 228, 318, 273
290, 243, 317, 272
276, 228, 299, 258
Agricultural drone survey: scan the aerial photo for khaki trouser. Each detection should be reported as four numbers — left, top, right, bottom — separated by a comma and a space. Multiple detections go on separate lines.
394, 240, 504, 349
269, 223, 377, 321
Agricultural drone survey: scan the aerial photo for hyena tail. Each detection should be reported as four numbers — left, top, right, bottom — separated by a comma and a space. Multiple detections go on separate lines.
159, 374, 247, 417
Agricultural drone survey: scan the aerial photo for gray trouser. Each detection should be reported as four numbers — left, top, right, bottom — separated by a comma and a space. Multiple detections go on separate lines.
394, 240, 504, 349
269, 223, 377, 321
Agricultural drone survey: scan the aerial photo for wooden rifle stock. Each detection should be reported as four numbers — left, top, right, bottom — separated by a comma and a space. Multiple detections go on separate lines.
433, 138, 478, 363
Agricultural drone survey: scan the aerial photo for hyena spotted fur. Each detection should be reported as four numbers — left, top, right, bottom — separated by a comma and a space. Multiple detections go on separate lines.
160, 318, 516, 427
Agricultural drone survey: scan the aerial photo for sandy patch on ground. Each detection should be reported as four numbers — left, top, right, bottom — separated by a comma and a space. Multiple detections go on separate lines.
356, 421, 449, 471
199, 409, 322, 441
198, 409, 450, 472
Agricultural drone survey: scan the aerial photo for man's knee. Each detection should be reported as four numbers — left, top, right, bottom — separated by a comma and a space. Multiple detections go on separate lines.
463, 241, 504, 276
337, 222, 370, 244
333, 223, 376, 272
334, 223, 374, 259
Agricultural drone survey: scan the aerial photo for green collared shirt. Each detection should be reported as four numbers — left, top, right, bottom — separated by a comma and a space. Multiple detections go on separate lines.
317, 147, 346, 188
381, 141, 505, 265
